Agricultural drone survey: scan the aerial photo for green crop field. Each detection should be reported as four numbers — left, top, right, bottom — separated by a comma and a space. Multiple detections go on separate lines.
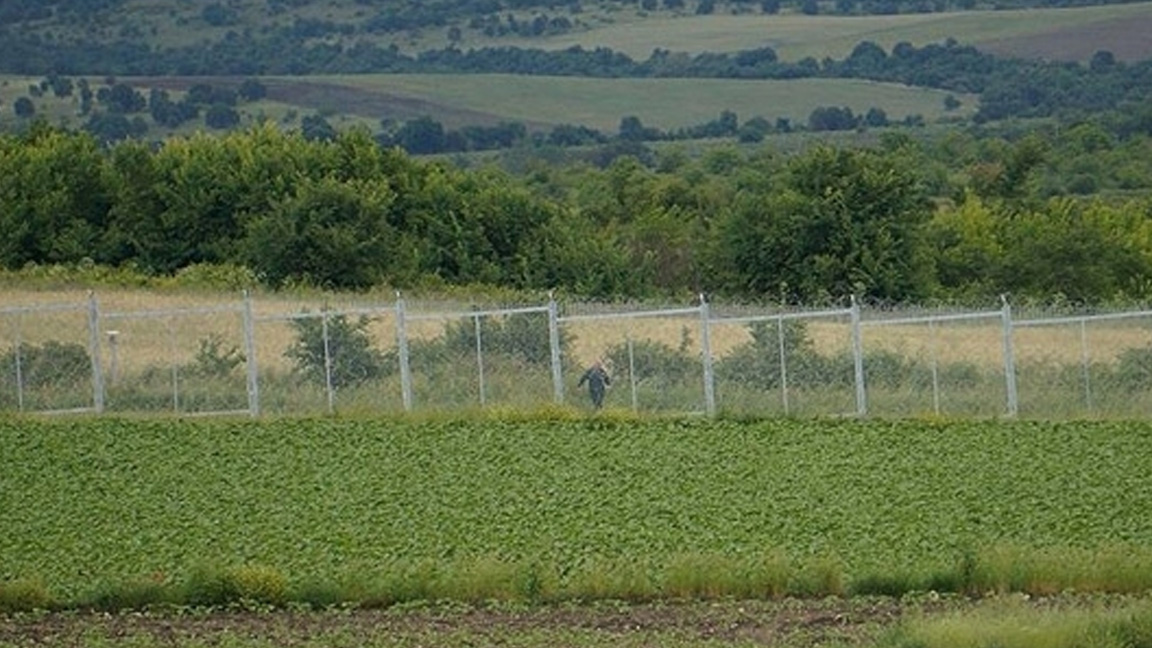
316, 74, 974, 131
3, 415, 1152, 610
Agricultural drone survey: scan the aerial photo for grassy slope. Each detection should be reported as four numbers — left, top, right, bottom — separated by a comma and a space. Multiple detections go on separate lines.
2, 416, 1151, 599
505, 2, 1152, 61
39, 1, 1152, 63
306, 74, 976, 131
0, 72, 974, 134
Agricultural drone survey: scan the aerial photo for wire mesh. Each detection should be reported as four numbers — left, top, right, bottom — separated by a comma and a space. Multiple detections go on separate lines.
709, 308, 857, 417
861, 310, 1008, 418
253, 305, 405, 415
6, 294, 1152, 419
558, 304, 707, 414
101, 306, 248, 415
0, 303, 94, 413
1014, 310, 1152, 418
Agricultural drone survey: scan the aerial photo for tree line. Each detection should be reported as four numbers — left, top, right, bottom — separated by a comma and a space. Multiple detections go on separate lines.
3, 122, 1152, 304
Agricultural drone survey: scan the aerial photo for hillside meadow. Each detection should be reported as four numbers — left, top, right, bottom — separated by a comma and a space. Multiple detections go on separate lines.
16, 0, 1152, 64
508, 2, 1152, 62
0, 72, 975, 136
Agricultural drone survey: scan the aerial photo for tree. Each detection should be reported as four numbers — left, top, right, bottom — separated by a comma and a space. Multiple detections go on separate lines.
715, 146, 933, 302
84, 112, 146, 143
102, 83, 146, 113
863, 107, 889, 128
286, 313, 391, 388
204, 104, 240, 129
394, 116, 445, 154
243, 176, 398, 289
13, 96, 34, 118
301, 114, 337, 141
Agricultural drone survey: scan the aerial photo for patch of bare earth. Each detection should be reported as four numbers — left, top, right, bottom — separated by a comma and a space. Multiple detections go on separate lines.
0, 598, 945, 647
132, 76, 555, 131
976, 15, 1152, 61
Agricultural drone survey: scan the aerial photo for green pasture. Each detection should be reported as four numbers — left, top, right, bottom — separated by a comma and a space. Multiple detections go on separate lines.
2, 416, 1152, 608
492, 2, 1152, 62
319, 73, 974, 131
0, 71, 972, 138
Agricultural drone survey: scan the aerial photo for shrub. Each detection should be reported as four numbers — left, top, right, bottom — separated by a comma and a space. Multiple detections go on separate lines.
0, 340, 90, 389
285, 313, 391, 388
604, 338, 697, 387
715, 319, 828, 388
189, 333, 245, 378
439, 311, 568, 368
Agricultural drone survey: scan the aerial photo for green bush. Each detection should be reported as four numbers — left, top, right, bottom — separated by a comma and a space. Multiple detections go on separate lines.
285, 313, 391, 388
605, 338, 698, 387
0, 340, 90, 389
715, 320, 833, 389
439, 311, 569, 368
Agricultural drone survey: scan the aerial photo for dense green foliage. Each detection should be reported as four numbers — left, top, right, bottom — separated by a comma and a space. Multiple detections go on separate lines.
3, 122, 1152, 303
2, 416, 1151, 606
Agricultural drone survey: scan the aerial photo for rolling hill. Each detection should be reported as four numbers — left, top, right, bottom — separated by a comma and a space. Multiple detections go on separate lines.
2, 1, 1149, 139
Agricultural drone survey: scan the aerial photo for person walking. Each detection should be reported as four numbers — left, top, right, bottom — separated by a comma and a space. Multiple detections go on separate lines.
578, 360, 611, 409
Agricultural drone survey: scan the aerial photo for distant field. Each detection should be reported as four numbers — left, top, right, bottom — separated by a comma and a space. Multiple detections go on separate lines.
487, 2, 1152, 62
22, 0, 1152, 64
264, 74, 976, 132
0, 72, 974, 134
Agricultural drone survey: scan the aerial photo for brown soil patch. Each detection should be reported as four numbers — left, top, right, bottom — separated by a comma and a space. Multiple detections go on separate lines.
0, 598, 931, 647
131, 76, 554, 130
976, 14, 1152, 61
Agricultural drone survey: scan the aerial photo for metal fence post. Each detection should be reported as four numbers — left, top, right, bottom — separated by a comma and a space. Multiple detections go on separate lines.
1079, 318, 1093, 413
322, 308, 335, 414
850, 295, 867, 417
86, 291, 105, 413
1000, 295, 1019, 417
699, 294, 716, 416
396, 294, 413, 412
13, 315, 24, 412
473, 310, 486, 406
777, 316, 790, 415
548, 294, 564, 404
243, 291, 260, 417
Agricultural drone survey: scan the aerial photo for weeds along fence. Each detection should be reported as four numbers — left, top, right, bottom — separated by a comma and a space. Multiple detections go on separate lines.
3, 292, 1152, 418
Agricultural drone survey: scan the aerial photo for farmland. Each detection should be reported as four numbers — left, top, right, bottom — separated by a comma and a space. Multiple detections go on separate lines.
3, 415, 1152, 645
0, 72, 973, 136
507, 1, 1152, 62
3, 416, 1152, 602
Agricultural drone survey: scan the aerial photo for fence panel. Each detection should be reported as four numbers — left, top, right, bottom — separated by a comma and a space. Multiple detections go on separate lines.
1014, 311, 1152, 418
0, 302, 95, 413
8, 293, 1152, 419
403, 306, 554, 411
861, 311, 1007, 417
558, 305, 707, 414
101, 306, 249, 415
253, 306, 404, 415
710, 307, 858, 417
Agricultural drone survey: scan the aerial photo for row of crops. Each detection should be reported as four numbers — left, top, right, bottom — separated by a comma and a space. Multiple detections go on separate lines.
2, 415, 1152, 609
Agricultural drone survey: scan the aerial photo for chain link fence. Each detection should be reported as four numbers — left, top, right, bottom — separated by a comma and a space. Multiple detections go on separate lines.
4, 293, 1152, 418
